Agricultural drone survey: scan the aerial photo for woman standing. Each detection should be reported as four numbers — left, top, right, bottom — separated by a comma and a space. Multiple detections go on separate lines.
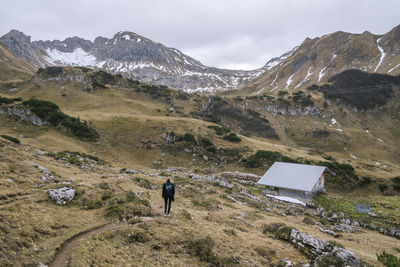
162, 178, 175, 216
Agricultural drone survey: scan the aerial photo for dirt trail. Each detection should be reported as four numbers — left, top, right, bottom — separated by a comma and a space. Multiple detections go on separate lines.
50, 217, 154, 267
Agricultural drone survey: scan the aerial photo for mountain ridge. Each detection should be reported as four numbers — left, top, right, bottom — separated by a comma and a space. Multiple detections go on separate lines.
0, 29, 262, 92
248, 24, 400, 94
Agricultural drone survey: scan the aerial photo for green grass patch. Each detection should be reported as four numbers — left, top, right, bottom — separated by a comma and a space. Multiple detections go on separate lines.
377, 251, 400, 267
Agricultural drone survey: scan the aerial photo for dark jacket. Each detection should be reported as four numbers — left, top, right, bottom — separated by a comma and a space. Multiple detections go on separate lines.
162, 181, 175, 200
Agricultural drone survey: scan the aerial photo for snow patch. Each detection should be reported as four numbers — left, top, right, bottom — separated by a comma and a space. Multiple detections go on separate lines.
374, 38, 386, 72
377, 138, 384, 142
318, 54, 337, 82
295, 66, 312, 89
137, 38, 141, 43
375, 161, 381, 166
365, 129, 369, 134
122, 34, 131, 40
266, 195, 306, 206
285, 74, 294, 89
350, 153, 357, 159
331, 118, 339, 125
45, 48, 100, 67
336, 128, 343, 132
388, 63, 400, 73
270, 73, 279, 87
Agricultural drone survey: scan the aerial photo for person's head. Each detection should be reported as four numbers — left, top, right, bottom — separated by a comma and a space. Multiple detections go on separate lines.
166, 178, 170, 183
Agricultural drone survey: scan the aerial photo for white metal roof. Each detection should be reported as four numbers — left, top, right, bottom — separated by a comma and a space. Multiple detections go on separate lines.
257, 162, 326, 192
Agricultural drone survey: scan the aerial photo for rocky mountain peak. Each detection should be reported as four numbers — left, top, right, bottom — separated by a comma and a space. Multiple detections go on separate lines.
0, 30, 260, 92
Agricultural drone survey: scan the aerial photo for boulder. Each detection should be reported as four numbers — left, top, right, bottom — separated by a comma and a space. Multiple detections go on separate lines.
331, 223, 357, 233
290, 229, 332, 255
189, 173, 201, 179
289, 229, 362, 266
48, 187, 76, 205
207, 176, 234, 189
35, 149, 46, 156
331, 247, 362, 267
124, 168, 141, 174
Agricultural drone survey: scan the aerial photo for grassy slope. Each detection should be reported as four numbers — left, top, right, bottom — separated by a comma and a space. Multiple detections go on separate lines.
0, 68, 400, 265
1, 140, 399, 266
0, 44, 36, 82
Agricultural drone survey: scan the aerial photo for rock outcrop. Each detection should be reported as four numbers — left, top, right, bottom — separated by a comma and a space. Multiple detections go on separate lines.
48, 187, 76, 205
289, 229, 362, 266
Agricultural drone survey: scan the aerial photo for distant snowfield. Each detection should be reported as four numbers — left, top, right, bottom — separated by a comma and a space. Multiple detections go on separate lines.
45, 48, 101, 67
266, 194, 306, 206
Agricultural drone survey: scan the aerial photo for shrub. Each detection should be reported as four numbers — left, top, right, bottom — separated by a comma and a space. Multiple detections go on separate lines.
23, 99, 59, 119
105, 205, 123, 218
208, 125, 230, 135
37, 66, 63, 76
379, 183, 389, 193
360, 177, 372, 186
262, 223, 292, 241
0, 96, 21, 104
186, 236, 218, 264
182, 133, 196, 143
223, 133, 241, 142
278, 91, 288, 96
1, 135, 20, 144
101, 191, 112, 200
22, 99, 99, 141
377, 251, 400, 267
127, 231, 151, 243
316, 254, 345, 267
255, 247, 275, 258
392, 176, 400, 183
98, 182, 110, 190
244, 150, 297, 168
92, 81, 106, 89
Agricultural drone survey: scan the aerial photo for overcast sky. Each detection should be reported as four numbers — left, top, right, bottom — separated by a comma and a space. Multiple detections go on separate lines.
1, 0, 399, 70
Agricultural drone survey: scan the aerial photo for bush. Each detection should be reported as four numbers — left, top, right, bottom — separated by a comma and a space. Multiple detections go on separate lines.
37, 67, 63, 76
127, 231, 151, 243
316, 254, 345, 267
360, 177, 372, 186
244, 150, 297, 168
208, 125, 230, 135
92, 81, 106, 89
379, 183, 389, 193
262, 223, 292, 241
182, 133, 196, 143
23, 99, 99, 141
185, 236, 236, 265
101, 191, 112, 200
278, 91, 288, 96
98, 182, 110, 190
105, 205, 123, 218
22, 99, 59, 119
377, 251, 400, 267
223, 133, 241, 142
1, 135, 20, 144
0, 96, 21, 104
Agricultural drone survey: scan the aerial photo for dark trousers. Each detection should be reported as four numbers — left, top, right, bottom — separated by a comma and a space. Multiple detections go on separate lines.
164, 197, 172, 214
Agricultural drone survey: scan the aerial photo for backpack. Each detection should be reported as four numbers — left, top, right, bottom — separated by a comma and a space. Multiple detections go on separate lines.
165, 183, 173, 194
